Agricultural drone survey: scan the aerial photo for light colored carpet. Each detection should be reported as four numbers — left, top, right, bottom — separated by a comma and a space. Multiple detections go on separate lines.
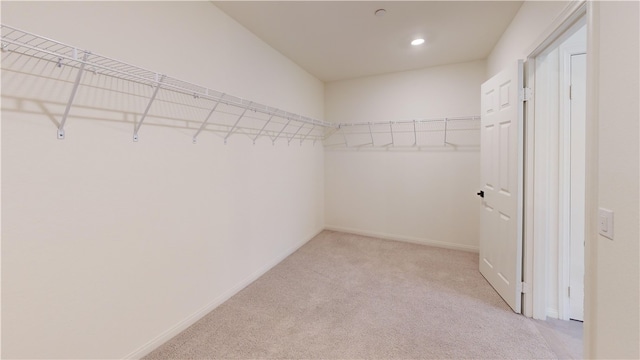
533, 318, 583, 359
144, 230, 557, 359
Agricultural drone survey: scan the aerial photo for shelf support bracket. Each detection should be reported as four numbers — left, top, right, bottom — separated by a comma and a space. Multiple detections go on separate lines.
300, 125, 315, 145
368, 122, 375, 146
443, 117, 448, 145
133, 74, 165, 142
389, 122, 395, 146
192, 94, 224, 144
272, 119, 292, 145
287, 122, 306, 146
57, 50, 89, 140
224, 102, 252, 145
340, 125, 348, 147
253, 113, 275, 145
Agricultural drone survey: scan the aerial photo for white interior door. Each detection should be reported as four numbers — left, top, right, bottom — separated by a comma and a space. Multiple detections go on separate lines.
479, 60, 524, 313
569, 53, 586, 321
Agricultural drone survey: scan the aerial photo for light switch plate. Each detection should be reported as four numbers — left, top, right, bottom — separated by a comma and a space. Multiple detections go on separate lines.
598, 208, 614, 240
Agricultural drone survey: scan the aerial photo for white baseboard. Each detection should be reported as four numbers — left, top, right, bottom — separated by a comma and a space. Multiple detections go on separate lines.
324, 225, 479, 253
123, 228, 323, 360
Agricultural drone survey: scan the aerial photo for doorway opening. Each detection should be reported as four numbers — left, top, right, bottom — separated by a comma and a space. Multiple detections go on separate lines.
523, 10, 587, 360
533, 22, 587, 322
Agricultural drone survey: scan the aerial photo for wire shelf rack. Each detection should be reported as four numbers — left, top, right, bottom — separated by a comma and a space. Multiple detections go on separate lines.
324, 116, 481, 148
1, 24, 480, 148
0, 24, 333, 144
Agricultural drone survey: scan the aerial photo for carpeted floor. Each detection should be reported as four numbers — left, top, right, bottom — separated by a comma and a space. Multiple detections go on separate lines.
144, 230, 558, 359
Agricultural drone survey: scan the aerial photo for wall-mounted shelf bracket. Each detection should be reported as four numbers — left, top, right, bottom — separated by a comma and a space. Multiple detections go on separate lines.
272, 119, 292, 145
412, 120, 418, 146
389, 122, 395, 146
368, 122, 374, 146
287, 122, 306, 146
339, 125, 348, 147
443, 118, 448, 145
192, 94, 224, 144
133, 74, 165, 142
57, 50, 89, 140
253, 113, 275, 145
224, 101, 252, 145
300, 125, 315, 145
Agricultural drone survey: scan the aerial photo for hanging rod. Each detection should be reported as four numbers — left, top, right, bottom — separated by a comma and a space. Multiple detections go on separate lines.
0, 24, 335, 142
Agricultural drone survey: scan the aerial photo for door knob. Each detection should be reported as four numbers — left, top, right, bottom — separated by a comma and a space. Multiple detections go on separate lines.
477, 190, 485, 198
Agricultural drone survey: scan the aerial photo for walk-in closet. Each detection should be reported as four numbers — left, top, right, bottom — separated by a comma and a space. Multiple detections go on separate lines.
2, 1, 638, 359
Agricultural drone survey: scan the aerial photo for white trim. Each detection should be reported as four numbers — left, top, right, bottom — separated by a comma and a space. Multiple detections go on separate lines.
324, 225, 479, 253
526, 1, 587, 58
532, 48, 560, 320
558, 40, 587, 321
558, 45, 573, 321
122, 228, 324, 360
522, 58, 536, 318
515, 59, 526, 315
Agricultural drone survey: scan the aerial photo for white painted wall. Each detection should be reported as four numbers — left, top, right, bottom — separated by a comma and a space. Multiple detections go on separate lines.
590, 2, 639, 358
487, 1, 640, 358
1, 2, 324, 359
324, 60, 485, 252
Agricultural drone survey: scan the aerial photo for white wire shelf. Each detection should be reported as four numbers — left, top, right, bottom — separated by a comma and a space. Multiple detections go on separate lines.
0, 24, 333, 144
324, 116, 481, 148
1, 24, 480, 148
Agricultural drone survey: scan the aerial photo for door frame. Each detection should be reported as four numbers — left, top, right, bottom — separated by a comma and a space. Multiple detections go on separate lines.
521, 1, 588, 320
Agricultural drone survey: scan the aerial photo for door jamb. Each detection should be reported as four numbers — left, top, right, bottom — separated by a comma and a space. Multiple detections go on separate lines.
521, 1, 588, 320
558, 42, 587, 320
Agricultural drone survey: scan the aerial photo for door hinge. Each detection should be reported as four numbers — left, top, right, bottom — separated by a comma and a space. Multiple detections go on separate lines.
520, 281, 530, 294
519, 87, 532, 102
568, 286, 571, 297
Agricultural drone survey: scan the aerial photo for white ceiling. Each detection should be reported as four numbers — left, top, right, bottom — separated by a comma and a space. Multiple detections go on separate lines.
214, 1, 523, 82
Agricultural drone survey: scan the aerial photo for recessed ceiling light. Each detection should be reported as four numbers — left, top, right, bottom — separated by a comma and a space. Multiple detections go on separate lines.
411, 38, 425, 46
374, 9, 386, 17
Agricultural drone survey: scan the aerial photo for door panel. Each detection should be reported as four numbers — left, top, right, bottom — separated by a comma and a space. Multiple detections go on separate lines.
479, 61, 524, 313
